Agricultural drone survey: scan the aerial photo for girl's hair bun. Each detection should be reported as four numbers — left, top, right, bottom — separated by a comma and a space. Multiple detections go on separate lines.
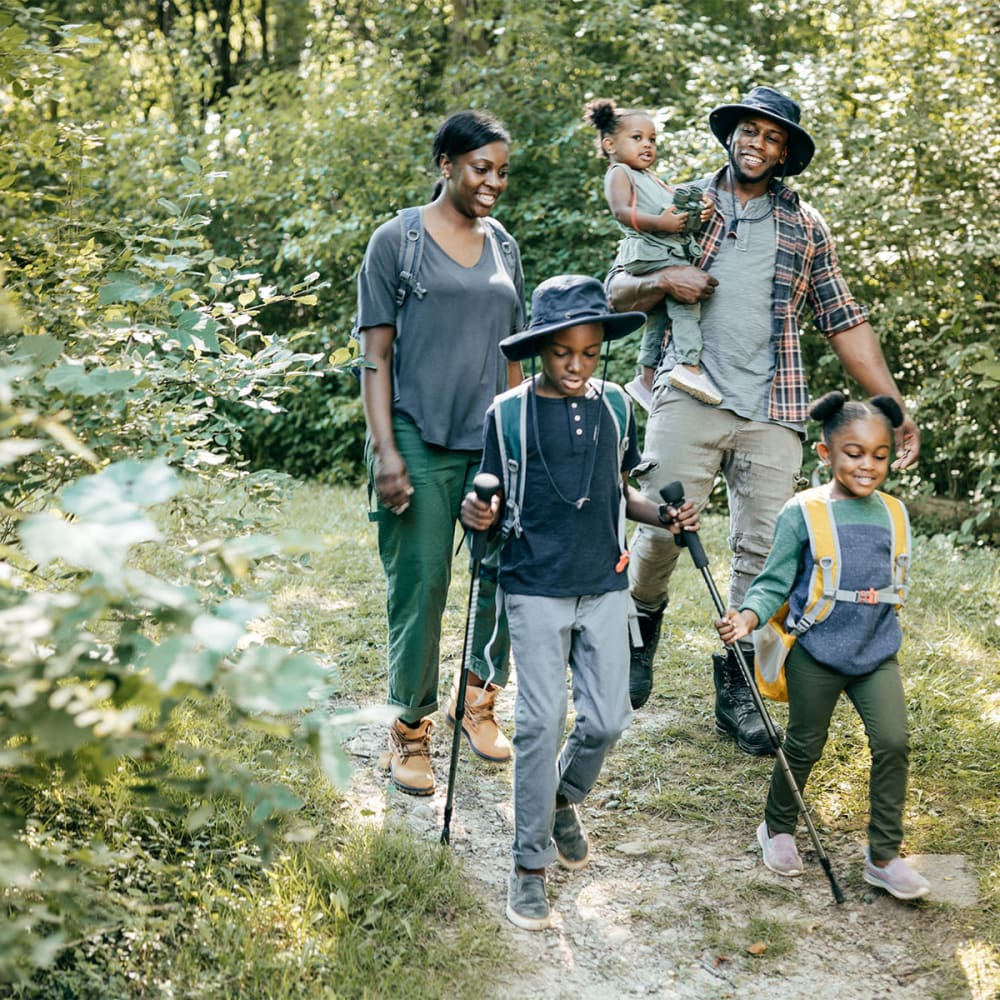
808, 390, 847, 423
870, 394, 904, 429
810, 389, 904, 440
584, 98, 619, 131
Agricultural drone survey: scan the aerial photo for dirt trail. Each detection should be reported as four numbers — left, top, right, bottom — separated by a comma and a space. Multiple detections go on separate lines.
343, 682, 987, 1000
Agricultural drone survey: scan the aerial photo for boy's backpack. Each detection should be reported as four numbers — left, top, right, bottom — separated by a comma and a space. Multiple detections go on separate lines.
753, 486, 911, 701
492, 376, 633, 566
350, 206, 518, 373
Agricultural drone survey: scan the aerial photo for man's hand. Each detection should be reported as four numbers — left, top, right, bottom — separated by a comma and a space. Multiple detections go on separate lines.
892, 416, 920, 471
608, 264, 718, 314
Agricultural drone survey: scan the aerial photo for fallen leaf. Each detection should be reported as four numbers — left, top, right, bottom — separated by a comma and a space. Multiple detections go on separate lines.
713, 954, 731, 966
747, 941, 768, 956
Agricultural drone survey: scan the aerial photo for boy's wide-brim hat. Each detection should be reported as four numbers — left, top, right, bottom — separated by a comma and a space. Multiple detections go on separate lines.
709, 85, 816, 176
499, 274, 646, 362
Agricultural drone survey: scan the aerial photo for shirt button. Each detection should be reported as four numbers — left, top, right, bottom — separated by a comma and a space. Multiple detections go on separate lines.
574, 414, 581, 422
570, 402, 578, 409
575, 428, 583, 436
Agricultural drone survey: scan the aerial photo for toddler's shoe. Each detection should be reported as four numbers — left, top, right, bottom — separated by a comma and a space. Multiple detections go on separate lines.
624, 376, 653, 413
757, 821, 803, 876
863, 850, 930, 900
667, 364, 722, 405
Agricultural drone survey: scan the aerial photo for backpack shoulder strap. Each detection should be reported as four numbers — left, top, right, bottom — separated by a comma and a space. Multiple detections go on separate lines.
482, 216, 517, 279
394, 206, 426, 306
790, 486, 841, 634
878, 491, 911, 604
827, 490, 911, 608
592, 379, 631, 449
590, 379, 632, 562
493, 379, 534, 539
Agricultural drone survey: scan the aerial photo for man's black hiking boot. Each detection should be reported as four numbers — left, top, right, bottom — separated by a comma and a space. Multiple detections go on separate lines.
713, 651, 781, 756
629, 604, 665, 709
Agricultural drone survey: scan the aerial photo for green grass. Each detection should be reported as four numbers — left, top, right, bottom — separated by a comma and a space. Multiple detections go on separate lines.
11, 476, 1000, 996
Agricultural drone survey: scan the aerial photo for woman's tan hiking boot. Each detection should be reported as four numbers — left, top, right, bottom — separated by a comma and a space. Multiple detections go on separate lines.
388, 718, 435, 795
446, 679, 512, 763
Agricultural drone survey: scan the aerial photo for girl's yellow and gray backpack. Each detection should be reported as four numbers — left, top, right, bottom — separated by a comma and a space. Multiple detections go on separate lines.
754, 486, 911, 701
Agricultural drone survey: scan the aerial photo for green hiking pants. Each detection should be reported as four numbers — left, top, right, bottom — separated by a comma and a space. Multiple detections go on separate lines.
764, 643, 910, 861
367, 416, 510, 723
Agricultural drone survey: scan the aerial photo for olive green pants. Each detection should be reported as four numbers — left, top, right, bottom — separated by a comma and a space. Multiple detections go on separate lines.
765, 643, 910, 862
367, 417, 509, 723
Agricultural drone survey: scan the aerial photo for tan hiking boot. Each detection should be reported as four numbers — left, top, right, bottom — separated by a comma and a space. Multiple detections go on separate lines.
446, 679, 512, 763
388, 718, 435, 795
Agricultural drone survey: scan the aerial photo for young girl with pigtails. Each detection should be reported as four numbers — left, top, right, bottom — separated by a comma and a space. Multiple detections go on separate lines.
716, 391, 930, 900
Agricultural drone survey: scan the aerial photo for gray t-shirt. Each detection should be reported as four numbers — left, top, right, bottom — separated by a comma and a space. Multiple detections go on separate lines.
655, 187, 777, 424
357, 210, 525, 451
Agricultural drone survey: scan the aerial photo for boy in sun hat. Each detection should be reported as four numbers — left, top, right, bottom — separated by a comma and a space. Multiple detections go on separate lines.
460, 273, 699, 931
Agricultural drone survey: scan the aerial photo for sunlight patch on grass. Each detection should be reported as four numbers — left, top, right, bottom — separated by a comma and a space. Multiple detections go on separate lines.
957, 939, 1000, 1000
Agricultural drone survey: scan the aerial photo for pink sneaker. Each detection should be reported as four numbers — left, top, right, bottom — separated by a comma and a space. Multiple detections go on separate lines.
757, 821, 803, 876
864, 850, 930, 900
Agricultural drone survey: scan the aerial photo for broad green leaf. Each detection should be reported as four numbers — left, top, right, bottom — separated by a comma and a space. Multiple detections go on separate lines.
13, 333, 63, 366
98, 272, 165, 305
144, 637, 219, 689
61, 459, 178, 521
43, 366, 138, 399
224, 646, 328, 715
19, 513, 160, 577
191, 613, 245, 653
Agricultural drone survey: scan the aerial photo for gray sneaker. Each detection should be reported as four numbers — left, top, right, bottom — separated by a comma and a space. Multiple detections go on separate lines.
506, 869, 550, 930
553, 804, 590, 870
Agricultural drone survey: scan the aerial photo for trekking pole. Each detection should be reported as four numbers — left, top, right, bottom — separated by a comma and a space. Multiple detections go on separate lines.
441, 472, 502, 846
661, 481, 845, 904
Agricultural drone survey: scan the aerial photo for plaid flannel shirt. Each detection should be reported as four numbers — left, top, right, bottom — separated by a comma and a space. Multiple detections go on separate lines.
696, 167, 868, 424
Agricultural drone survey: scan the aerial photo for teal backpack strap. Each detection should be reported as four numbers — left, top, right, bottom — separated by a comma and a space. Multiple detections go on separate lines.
494, 379, 534, 540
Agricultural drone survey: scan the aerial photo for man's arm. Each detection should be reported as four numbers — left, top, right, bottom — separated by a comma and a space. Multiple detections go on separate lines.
607, 264, 718, 315
829, 321, 920, 470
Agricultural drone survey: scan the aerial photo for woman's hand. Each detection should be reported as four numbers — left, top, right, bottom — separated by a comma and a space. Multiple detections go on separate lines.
374, 447, 414, 516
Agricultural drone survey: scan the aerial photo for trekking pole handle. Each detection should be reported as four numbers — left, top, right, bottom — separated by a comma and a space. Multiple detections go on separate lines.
470, 473, 501, 563
659, 481, 709, 570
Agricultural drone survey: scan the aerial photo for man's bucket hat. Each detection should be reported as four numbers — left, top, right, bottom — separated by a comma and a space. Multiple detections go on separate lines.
500, 274, 646, 362
709, 85, 815, 176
